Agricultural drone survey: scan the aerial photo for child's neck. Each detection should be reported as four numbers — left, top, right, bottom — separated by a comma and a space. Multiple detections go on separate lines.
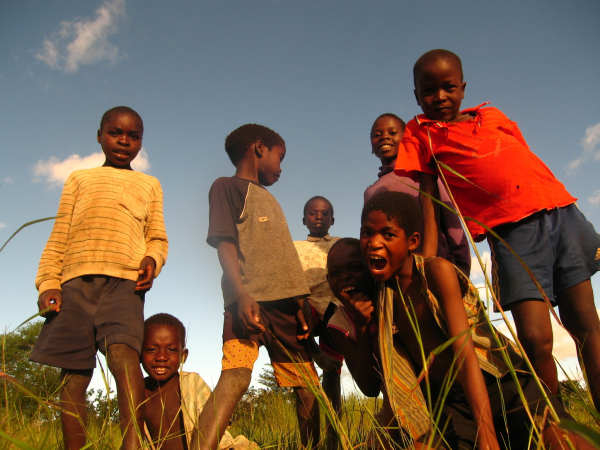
147, 372, 180, 392
235, 159, 260, 184
395, 253, 415, 292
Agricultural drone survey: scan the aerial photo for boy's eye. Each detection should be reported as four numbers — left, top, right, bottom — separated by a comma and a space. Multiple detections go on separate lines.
384, 232, 395, 239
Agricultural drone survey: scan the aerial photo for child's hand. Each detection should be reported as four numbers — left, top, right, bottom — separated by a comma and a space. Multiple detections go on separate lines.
237, 293, 265, 334
339, 290, 374, 327
136, 256, 156, 292
295, 298, 310, 341
38, 289, 62, 317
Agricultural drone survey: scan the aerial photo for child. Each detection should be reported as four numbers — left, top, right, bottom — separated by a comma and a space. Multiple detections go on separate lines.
141, 313, 256, 449
293, 196, 342, 449
30, 106, 168, 449
365, 113, 471, 275
196, 124, 319, 449
361, 191, 591, 449
395, 48, 600, 410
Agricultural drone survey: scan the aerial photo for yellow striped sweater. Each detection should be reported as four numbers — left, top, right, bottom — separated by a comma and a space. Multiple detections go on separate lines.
36, 166, 168, 293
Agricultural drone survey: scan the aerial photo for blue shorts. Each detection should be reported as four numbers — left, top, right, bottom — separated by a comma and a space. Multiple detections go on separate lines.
488, 204, 600, 309
30, 275, 145, 370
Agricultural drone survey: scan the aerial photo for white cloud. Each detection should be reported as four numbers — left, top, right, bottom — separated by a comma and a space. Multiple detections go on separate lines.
588, 190, 600, 206
35, 0, 125, 73
567, 122, 600, 175
0, 222, 6, 230
2, 177, 14, 185
34, 148, 150, 186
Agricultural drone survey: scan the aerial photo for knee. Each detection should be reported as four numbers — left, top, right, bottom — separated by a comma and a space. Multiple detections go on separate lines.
106, 343, 139, 375
294, 387, 316, 406
518, 328, 554, 357
221, 368, 252, 395
61, 369, 92, 397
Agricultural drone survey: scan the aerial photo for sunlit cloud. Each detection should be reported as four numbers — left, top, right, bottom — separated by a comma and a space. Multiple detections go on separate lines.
35, 0, 125, 73
567, 122, 600, 175
0, 222, 6, 230
34, 149, 150, 186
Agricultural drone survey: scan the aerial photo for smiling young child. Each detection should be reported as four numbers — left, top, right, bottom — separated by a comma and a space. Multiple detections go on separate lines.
30, 106, 168, 449
141, 313, 256, 450
365, 113, 470, 275
197, 124, 319, 449
396, 48, 600, 411
360, 191, 591, 449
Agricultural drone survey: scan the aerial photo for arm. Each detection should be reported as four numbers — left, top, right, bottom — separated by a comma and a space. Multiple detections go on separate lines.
419, 173, 438, 258
328, 326, 381, 397
217, 239, 264, 333
35, 174, 76, 315
143, 180, 168, 278
426, 257, 499, 450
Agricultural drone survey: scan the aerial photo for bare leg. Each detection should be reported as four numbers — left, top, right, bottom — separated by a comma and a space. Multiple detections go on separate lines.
60, 369, 93, 450
107, 343, 145, 450
294, 386, 319, 448
511, 300, 558, 395
322, 369, 341, 449
558, 280, 600, 411
192, 368, 251, 450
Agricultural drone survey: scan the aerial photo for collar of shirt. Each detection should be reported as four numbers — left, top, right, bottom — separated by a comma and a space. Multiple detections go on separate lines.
414, 102, 490, 126
306, 234, 333, 242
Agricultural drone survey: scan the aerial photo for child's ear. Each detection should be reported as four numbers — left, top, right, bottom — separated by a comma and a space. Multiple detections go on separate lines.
180, 348, 189, 365
97, 129, 101, 143
253, 141, 265, 158
413, 88, 421, 107
408, 231, 421, 252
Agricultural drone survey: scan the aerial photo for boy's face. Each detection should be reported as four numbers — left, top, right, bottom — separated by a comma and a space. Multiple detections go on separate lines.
98, 111, 143, 169
414, 57, 466, 122
257, 144, 285, 186
141, 324, 187, 384
370, 116, 403, 164
360, 210, 420, 282
303, 198, 334, 237
327, 242, 374, 309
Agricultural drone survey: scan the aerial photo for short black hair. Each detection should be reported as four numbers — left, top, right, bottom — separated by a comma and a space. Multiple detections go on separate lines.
224, 123, 285, 166
370, 113, 406, 136
413, 49, 464, 87
361, 191, 423, 235
303, 195, 334, 217
145, 313, 186, 347
328, 237, 359, 256
99, 106, 144, 133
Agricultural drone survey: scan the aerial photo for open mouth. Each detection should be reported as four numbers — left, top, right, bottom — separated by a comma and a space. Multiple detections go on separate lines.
369, 256, 387, 270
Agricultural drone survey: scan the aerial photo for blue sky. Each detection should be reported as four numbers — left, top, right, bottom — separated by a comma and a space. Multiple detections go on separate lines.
1, 0, 599, 391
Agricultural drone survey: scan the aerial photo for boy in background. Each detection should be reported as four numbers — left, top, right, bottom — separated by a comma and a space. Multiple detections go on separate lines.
360, 192, 590, 449
294, 195, 342, 449
196, 124, 319, 449
31, 106, 168, 449
141, 313, 256, 450
395, 48, 600, 410
365, 113, 470, 275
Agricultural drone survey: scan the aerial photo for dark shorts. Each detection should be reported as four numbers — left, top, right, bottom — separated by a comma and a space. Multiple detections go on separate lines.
221, 299, 318, 387
488, 204, 600, 308
444, 372, 567, 449
30, 275, 145, 370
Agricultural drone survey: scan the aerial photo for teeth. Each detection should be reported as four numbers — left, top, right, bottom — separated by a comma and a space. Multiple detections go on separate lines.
154, 368, 168, 375
370, 256, 387, 270
341, 286, 358, 294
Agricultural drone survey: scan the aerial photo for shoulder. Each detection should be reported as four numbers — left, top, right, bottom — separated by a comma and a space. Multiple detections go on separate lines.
478, 105, 512, 123
423, 256, 458, 286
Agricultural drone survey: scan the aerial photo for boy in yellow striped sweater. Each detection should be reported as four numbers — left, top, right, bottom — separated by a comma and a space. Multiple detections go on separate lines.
30, 106, 168, 449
